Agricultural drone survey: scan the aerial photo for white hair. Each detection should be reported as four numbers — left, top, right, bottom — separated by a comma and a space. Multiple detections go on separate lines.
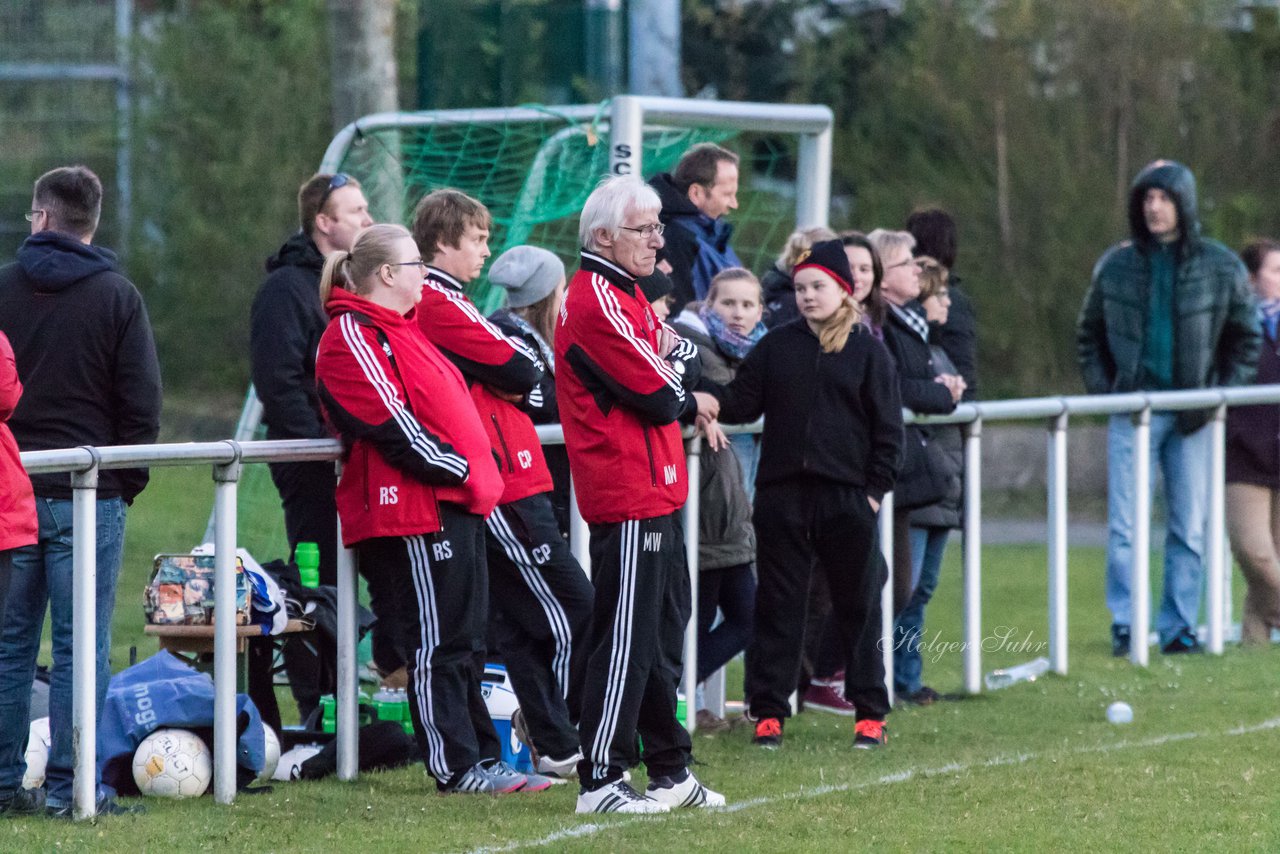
867, 228, 916, 262
578, 176, 662, 252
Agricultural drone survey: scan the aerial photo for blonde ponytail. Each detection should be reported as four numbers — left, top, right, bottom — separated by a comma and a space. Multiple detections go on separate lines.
816, 295, 862, 353
319, 250, 354, 305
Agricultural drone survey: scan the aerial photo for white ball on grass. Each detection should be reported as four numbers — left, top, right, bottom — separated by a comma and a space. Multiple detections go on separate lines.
1106, 701, 1134, 725
132, 728, 212, 798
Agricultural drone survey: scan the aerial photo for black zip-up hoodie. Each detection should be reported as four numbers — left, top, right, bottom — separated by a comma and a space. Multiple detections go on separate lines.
0, 231, 161, 502
250, 232, 329, 440
710, 318, 903, 501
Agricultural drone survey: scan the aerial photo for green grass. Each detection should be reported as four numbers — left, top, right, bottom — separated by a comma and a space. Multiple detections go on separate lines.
10, 468, 1280, 850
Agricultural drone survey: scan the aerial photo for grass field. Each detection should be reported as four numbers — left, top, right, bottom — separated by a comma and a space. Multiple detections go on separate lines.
7, 466, 1280, 851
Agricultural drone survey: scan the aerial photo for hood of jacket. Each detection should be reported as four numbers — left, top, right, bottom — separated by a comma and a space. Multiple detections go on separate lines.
324, 286, 418, 326
1127, 159, 1201, 255
16, 232, 118, 293
649, 172, 702, 219
266, 231, 325, 275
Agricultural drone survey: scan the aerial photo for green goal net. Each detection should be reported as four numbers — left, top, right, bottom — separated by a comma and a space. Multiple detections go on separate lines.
233, 99, 813, 562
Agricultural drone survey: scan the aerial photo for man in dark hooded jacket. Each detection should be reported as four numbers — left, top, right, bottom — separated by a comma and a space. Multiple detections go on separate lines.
647, 143, 742, 313
0, 165, 161, 817
249, 173, 372, 587
1077, 159, 1259, 657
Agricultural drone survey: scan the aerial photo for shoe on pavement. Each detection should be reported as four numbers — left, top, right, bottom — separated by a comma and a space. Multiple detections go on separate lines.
46, 795, 145, 819
694, 709, 732, 733
1161, 628, 1204, 655
1111, 624, 1131, 658
753, 716, 783, 749
0, 787, 45, 817
646, 769, 726, 809
439, 761, 526, 795
576, 778, 670, 814
803, 683, 857, 716
536, 751, 582, 780
853, 719, 887, 749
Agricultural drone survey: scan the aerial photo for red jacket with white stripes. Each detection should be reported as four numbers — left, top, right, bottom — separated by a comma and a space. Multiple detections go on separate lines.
416, 268, 553, 505
555, 252, 701, 524
315, 288, 503, 545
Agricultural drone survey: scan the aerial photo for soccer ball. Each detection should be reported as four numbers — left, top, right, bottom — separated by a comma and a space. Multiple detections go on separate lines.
22, 717, 51, 789
255, 725, 280, 783
132, 728, 212, 799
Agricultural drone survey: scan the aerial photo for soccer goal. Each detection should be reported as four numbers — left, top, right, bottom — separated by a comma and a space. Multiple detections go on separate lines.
224, 95, 833, 575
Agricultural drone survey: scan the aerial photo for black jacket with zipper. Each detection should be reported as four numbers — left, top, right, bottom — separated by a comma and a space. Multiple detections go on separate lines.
710, 318, 903, 502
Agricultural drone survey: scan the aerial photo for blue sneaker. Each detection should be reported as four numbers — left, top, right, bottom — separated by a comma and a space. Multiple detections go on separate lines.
1111, 624, 1131, 658
1161, 628, 1203, 655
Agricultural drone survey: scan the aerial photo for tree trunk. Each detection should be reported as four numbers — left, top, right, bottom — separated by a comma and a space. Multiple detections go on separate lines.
994, 94, 1014, 276
327, 0, 399, 132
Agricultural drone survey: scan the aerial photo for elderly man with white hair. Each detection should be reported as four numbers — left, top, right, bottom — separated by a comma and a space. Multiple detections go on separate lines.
555, 176, 724, 814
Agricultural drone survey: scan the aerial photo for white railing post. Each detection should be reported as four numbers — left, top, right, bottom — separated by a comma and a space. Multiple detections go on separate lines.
335, 461, 360, 781
963, 419, 983, 694
878, 491, 895, 704
1047, 412, 1069, 674
70, 459, 100, 821
211, 444, 241, 804
569, 475, 591, 580
681, 436, 702, 734
1130, 406, 1152, 667
1206, 403, 1227, 654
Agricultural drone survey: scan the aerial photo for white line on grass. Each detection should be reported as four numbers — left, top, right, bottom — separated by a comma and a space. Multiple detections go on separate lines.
465, 716, 1280, 854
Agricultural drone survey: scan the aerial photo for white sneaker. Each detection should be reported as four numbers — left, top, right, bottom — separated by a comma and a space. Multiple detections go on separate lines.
272, 744, 324, 781
576, 779, 670, 814
537, 751, 582, 779
645, 771, 726, 809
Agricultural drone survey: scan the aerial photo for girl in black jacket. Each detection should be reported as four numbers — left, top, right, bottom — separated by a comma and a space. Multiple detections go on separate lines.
711, 239, 902, 751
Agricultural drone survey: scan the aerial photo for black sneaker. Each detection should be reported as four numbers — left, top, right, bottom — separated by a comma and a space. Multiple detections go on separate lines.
901, 686, 941, 706
46, 795, 145, 819
0, 787, 45, 817
1111, 624, 1131, 658
1161, 628, 1203, 655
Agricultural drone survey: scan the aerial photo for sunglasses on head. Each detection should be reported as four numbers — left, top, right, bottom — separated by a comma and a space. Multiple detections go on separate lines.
318, 173, 351, 212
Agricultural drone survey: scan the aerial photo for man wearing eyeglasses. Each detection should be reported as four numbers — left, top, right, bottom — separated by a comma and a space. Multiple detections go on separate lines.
0, 165, 161, 817
556, 176, 724, 814
648, 143, 742, 313
249, 174, 372, 721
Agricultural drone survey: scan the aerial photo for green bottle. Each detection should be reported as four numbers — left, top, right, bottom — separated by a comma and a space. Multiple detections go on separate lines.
296, 542, 320, 588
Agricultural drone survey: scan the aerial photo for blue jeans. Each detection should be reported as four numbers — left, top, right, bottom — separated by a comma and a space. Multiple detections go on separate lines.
892, 527, 950, 694
696, 563, 756, 684
729, 434, 760, 503
1106, 413, 1209, 644
0, 497, 127, 806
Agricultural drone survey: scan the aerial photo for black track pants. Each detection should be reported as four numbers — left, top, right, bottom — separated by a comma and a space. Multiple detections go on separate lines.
746, 479, 890, 722
357, 505, 501, 782
576, 512, 693, 787
486, 494, 593, 760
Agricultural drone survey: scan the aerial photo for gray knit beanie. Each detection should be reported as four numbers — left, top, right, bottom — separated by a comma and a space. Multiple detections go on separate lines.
488, 246, 565, 308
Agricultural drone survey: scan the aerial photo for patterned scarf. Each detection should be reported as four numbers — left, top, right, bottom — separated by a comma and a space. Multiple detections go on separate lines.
1260, 297, 1280, 342
890, 302, 930, 343
699, 304, 767, 362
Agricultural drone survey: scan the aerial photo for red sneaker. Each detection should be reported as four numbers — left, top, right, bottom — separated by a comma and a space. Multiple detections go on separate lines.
803, 683, 857, 716
853, 719, 887, 749
753, 717, 783, 749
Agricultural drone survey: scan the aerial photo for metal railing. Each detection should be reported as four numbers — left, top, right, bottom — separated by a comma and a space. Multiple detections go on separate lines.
21, 383, 1280, 818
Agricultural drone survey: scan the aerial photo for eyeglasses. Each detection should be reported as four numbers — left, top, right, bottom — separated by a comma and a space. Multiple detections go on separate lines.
387, 260, 428, 271
317, 173, 351, 212
618, 222, 665, 238
886, 258, 926, 271
24, 209, 45, 223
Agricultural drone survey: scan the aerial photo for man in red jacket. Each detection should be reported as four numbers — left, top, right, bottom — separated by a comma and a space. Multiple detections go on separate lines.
411, 190, 594, 780
556, 176, 724, 814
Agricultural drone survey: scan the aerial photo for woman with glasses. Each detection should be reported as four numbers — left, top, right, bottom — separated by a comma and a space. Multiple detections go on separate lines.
314, 224, 544, 796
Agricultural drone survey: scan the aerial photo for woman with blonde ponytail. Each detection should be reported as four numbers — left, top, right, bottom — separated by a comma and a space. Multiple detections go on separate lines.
708, 238, 903, 752
314, 224, 541, 795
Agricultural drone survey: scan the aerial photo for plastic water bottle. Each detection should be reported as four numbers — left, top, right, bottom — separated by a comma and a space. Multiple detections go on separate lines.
373, 688, 400, 723
983, 656, 1051, 691
296, 542, 320, 588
